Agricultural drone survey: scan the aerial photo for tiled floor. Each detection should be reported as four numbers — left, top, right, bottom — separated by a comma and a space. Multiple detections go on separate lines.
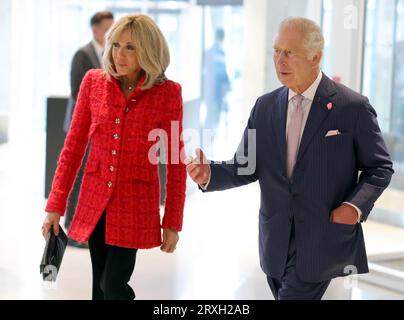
1, 130, 404, 300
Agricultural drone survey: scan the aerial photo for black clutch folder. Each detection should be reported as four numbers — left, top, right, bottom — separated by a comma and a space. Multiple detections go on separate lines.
40, 224, 68, 281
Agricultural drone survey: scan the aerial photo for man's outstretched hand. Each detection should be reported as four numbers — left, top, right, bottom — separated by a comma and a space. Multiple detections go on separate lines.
185, 148, 211, 186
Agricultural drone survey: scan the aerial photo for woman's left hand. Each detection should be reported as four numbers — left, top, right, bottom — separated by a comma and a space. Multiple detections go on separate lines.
161, 228, 179, 253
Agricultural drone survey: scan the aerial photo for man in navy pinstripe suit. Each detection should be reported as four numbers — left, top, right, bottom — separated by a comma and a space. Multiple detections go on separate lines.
186, 17, 394, 300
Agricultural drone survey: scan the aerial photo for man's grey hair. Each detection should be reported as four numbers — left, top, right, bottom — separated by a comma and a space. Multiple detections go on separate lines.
279, 17, 324, 60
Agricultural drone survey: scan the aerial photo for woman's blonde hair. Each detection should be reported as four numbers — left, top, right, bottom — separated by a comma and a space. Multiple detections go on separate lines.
103, 14, 170, 90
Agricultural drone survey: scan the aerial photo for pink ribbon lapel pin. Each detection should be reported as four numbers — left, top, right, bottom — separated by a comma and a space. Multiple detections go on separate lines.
326, 102, 333, 110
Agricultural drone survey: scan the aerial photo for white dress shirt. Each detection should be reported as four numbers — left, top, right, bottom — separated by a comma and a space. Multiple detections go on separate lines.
286, 71, 323, 143
92, 39, 104, 66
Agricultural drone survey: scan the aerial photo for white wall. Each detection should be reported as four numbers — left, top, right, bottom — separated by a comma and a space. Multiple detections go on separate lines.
323, 0, 365, 91
9, 0, 37, 143
0, 0, 11, 114
241, 0, 366, 121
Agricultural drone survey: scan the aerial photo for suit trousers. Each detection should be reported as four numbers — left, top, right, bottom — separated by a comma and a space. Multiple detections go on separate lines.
266, 218, 331, 300
88, 212, 138, 300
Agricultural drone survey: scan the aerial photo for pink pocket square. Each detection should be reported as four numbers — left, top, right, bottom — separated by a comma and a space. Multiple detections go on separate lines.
325, 130, 341, 137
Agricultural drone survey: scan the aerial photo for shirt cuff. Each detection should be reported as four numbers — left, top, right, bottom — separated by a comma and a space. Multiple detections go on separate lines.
198, 165, 211, 191
343, 201, 363, 223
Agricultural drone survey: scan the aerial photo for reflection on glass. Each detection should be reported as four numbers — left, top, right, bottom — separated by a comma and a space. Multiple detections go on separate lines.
392, 0, 404, 136
363, 0, 404, 200
362, 0, 396, 134
201, 5, 243, 137
203, 28, 230, 130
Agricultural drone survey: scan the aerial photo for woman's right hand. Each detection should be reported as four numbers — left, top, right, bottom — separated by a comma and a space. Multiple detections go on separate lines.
42, 212, 61, 239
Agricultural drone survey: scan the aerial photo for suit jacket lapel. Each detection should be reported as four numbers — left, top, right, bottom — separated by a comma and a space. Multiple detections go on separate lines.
296, 74, 337, 164
272, 87, 289, 175
86, 42, 102, 69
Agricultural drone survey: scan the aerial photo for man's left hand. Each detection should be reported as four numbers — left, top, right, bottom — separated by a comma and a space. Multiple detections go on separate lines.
330, 203, 358, 225
161, 228, 179, 253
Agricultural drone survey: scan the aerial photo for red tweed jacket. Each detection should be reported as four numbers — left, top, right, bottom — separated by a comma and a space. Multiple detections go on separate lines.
45, 69, 186, 249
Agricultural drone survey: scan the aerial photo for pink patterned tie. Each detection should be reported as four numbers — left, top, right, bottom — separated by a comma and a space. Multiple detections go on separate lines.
286, 94, 304, 179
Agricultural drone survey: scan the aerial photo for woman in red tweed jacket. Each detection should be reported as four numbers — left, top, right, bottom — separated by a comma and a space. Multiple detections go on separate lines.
41, 14, 186, 300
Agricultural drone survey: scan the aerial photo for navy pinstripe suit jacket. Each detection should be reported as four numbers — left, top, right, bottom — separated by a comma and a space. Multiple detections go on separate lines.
204, 73, 394, 282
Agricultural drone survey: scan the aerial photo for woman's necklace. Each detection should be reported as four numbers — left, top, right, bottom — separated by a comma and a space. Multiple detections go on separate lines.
122, 73, 141, 93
